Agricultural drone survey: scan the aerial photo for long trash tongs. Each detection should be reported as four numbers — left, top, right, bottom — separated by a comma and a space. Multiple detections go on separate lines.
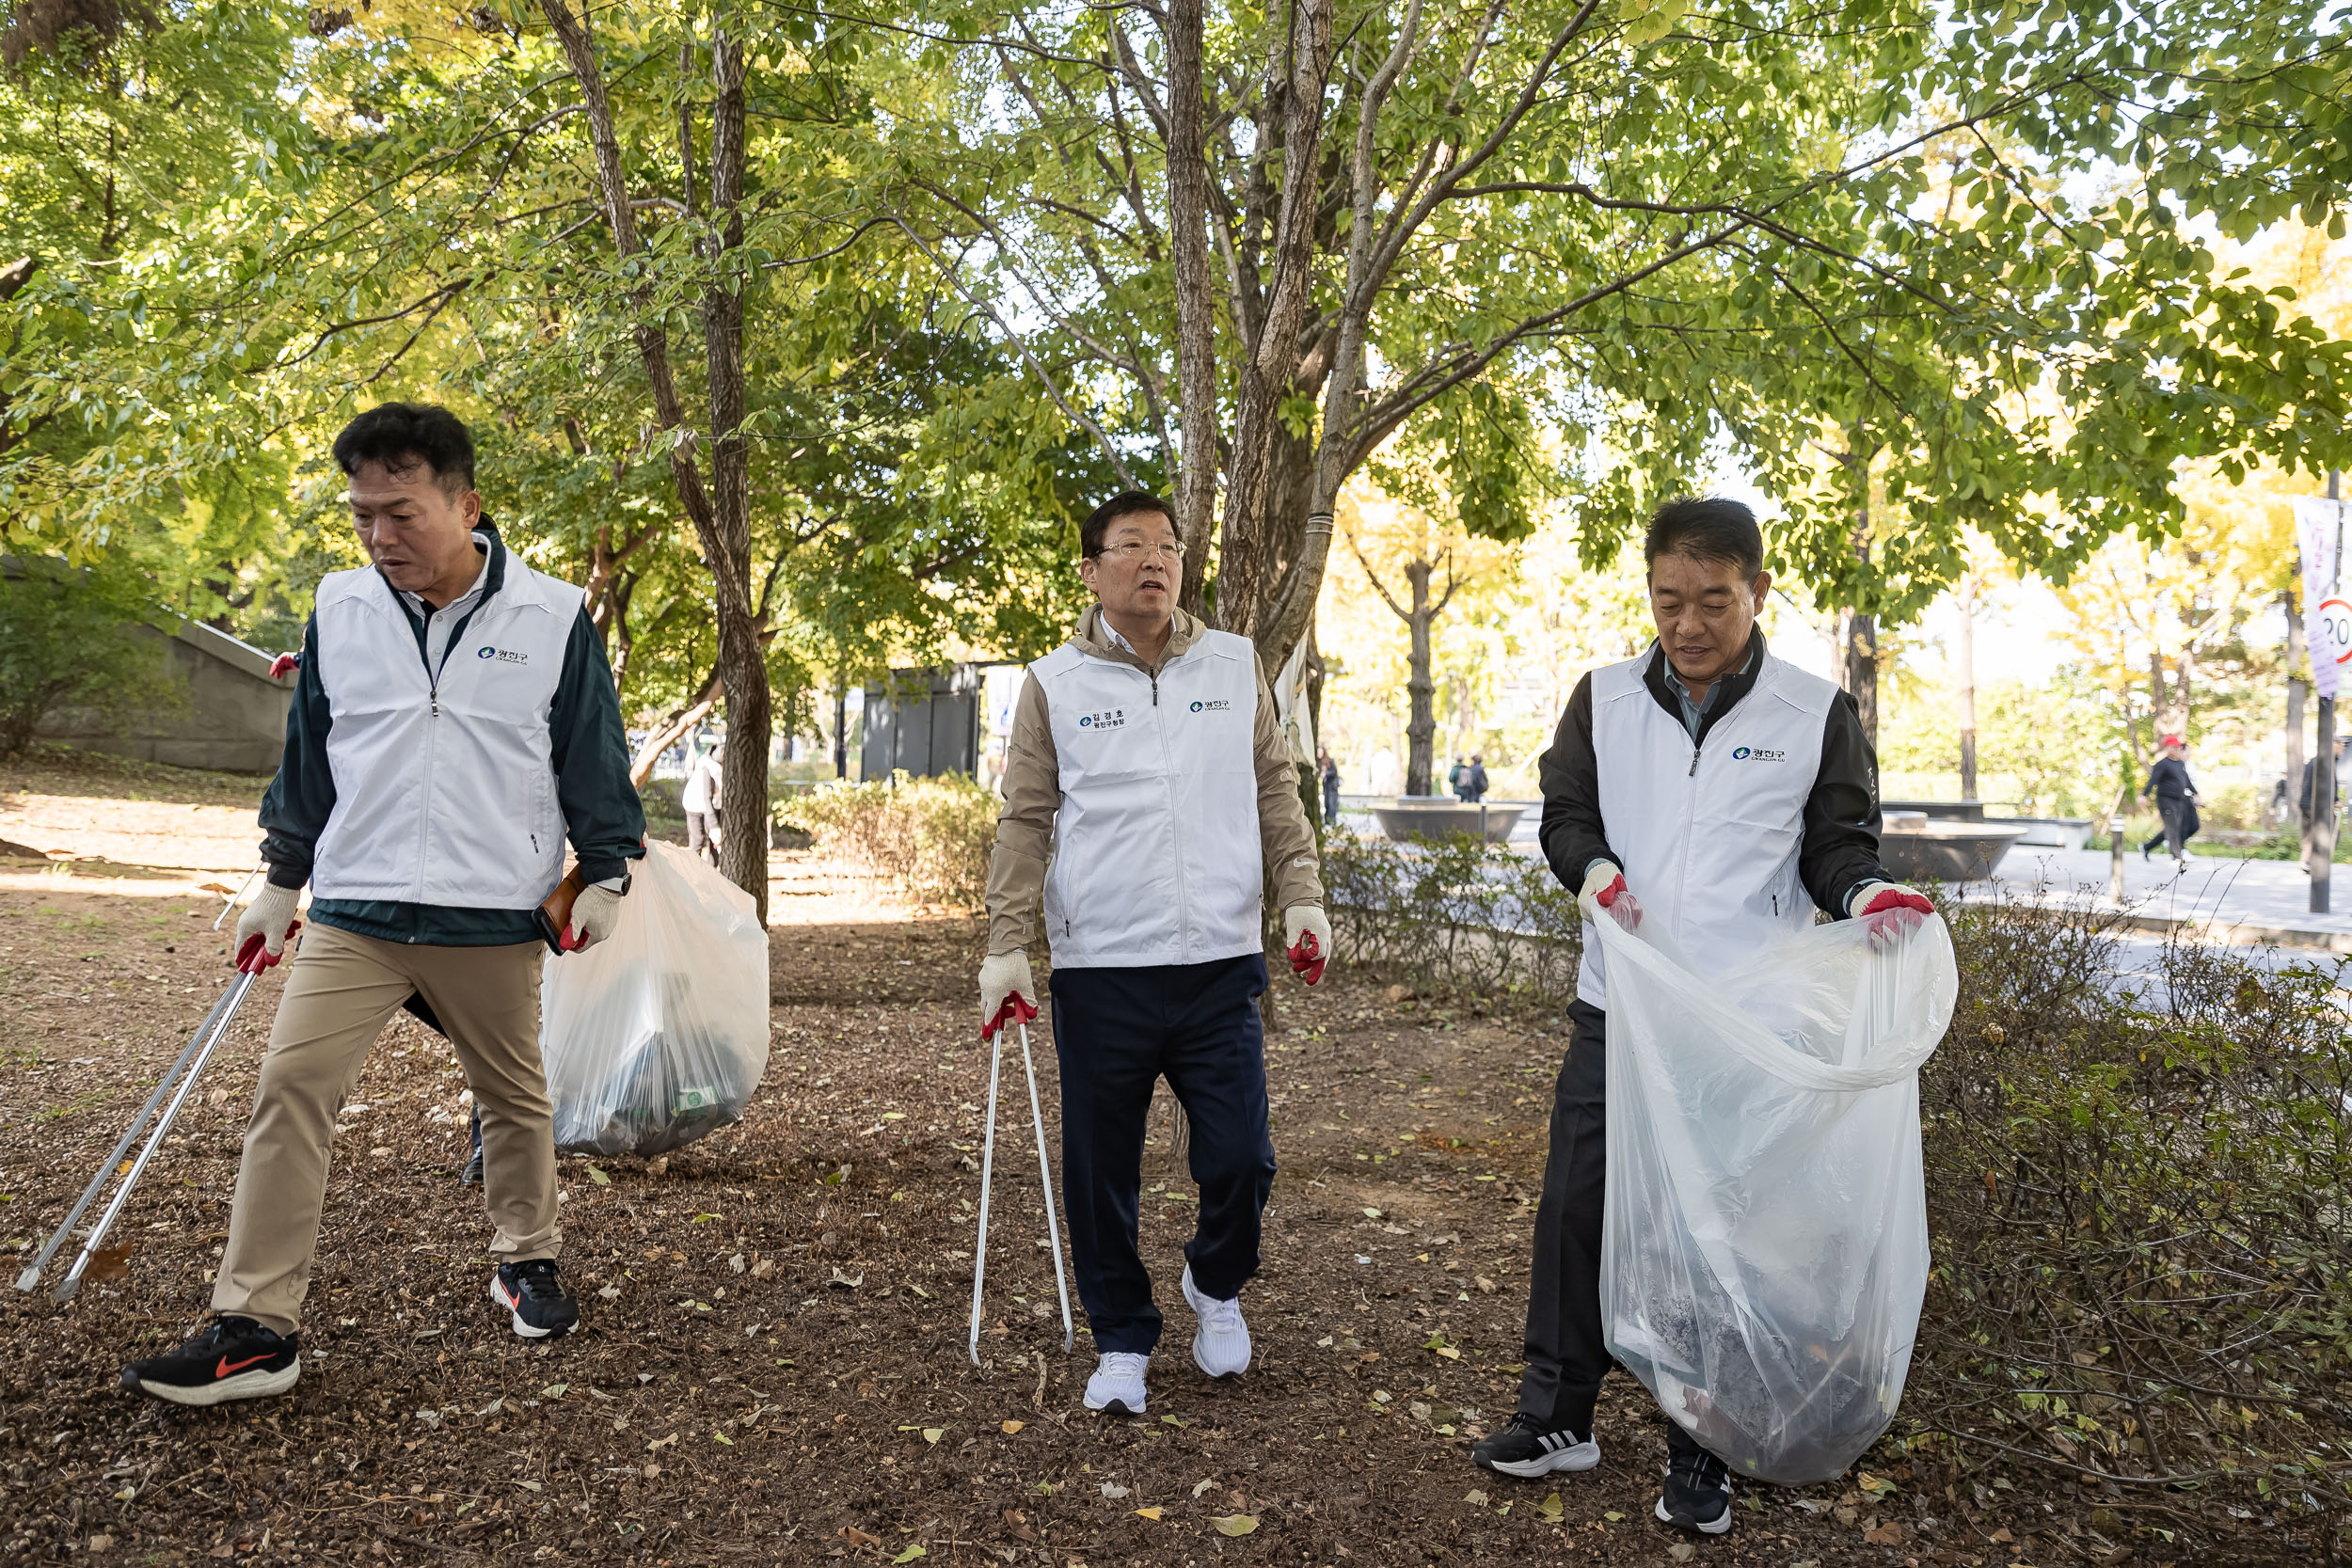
18, 966, 262, 1302
968, 1019, 1073, 1365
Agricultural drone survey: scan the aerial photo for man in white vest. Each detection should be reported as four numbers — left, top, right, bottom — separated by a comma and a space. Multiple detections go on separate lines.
120, 404, 644, 1406
980, 490, 1331, 1417
1470, 497, 1932, 1534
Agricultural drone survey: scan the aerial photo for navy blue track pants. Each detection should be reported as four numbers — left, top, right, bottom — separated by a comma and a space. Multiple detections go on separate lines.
1047, 954, 1277, 1355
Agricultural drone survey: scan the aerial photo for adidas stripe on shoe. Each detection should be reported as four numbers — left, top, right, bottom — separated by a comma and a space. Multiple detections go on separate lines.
1471, 1412, 1601, 1479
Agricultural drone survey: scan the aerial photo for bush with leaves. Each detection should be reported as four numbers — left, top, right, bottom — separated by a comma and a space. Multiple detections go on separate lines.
0, 557, 180, 761
781, 773, 1000, 911
1905, 898, 2350, 1558
1322, 831, 1582, 1008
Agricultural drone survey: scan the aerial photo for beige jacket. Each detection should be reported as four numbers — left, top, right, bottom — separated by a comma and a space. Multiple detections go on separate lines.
986, 606, 1325, 958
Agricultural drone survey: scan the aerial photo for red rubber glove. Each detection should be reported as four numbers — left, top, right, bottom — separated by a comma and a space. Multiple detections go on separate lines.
1582, 862, 1642, 931
1283, 906, 1331, 985
1855, 882, 1934, 950
979, 951, 1039, 1040
982, 991, 1037, 1041
267, 652, 300, 681
236, 919, 300, 974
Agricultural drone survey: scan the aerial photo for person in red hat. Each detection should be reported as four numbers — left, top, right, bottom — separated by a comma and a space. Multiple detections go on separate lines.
2141, 734, 2201, 870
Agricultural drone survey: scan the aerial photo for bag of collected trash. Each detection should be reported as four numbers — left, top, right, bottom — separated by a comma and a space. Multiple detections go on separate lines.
540, 841, 771, 1157
1585, 896, 1957, 1484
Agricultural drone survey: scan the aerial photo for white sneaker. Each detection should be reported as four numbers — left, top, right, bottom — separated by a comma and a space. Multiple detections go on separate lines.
1182, 1265, 1251, 1378
1084, 1351, 1150, 1415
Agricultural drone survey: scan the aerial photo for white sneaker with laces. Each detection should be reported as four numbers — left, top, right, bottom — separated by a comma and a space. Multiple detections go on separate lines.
1084, 1351, 1150, 1415
1182, 1264, 1251, 1378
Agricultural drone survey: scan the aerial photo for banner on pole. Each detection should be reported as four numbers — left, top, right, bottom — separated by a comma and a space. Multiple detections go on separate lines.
2296, 497, 2350, 700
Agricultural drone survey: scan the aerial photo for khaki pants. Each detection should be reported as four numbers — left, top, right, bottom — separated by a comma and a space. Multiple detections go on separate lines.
212, 924, 559, 1335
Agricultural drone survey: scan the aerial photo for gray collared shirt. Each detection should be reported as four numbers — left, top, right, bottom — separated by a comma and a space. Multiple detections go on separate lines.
396, 532, 492, 673
1664, 644, 1757, 740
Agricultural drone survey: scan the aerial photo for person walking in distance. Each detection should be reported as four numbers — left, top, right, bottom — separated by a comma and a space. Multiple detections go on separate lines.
1464, 753, 1490, 803
1470, 497, 1933, 1535
682, 740, 725, 866
1318, 747, 1342, 823
119, 404, 644, 1406
2140, 734, 2201, 870
979, 490, 1331, 1418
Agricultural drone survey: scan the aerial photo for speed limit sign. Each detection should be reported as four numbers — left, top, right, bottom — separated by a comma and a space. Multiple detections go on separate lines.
2323, 597, 2352, 667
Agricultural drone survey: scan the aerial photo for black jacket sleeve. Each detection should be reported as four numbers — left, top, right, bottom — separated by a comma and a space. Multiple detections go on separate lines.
1800, 689, 1888, 919
257, 617, 333, 890
548, 604, 647, 884
1536, 673, 1619, 894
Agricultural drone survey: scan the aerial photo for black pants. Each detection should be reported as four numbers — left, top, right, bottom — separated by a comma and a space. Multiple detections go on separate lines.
685, 810, 720, 865
2143, 797, 2198, 859
1048, 954, 1276, 1355
1518, 999, 1704, 1461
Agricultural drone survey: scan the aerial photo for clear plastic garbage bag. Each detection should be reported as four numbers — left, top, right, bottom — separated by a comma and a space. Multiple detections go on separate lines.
1586, 896, 1957, 1485
540, 842, 771, 1157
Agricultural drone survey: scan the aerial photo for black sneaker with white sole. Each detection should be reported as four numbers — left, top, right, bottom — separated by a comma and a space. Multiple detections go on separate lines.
1656, 1439, 1733, 1534
1471, 1412, 1601, 1479
489, 1259, 578, 1338
119, 1315, 300, 1407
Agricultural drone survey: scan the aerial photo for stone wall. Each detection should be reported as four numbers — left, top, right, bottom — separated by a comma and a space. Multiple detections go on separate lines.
38, 618, 294, 775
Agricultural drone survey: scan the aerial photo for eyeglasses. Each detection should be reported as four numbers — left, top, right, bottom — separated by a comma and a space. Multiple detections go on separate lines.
1097, 540, 1182, 562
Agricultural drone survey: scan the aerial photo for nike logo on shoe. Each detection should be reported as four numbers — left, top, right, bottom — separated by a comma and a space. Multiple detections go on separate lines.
216, 1354, 272, 1377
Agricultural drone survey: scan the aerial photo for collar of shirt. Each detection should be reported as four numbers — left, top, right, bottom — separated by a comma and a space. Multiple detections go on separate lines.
1663, 643, 1758, 740
398, 531, 493, 624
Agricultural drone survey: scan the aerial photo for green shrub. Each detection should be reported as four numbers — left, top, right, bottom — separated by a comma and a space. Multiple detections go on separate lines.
1913, 898, 2350, 1556
0, 556, 181, 760
781, 772, 998, 911
1322, 831, 1581, 1007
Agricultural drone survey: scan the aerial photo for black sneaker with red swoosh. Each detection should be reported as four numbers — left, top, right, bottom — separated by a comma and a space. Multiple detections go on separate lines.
119, 1315, 300, 1406
489, 1259, 578, 1338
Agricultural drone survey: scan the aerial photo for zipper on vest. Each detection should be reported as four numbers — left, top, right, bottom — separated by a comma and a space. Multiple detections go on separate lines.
1688, 741, 1700, 777
1151, 672, 1159, 706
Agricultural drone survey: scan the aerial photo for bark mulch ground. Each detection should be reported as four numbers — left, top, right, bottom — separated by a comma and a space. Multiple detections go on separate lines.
0, 758, 2051, 1566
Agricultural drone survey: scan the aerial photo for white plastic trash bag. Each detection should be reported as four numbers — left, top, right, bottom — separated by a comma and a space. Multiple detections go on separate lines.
540, 842, 771, 1157
1586, 896, 1957, 1485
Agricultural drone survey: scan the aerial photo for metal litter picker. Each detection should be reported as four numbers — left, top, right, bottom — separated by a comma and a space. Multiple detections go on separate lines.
16, 927, 290, 1303
968, 1019, 1073, 1365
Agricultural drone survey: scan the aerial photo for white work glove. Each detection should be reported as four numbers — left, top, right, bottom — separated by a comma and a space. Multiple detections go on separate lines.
233, 881, 302, 973
1281, 905, 1331, 984
562, 883, 626, 952
1849, 880, 1935, 951
978, 949, 1038, 1040
1581, 860, 1642, 931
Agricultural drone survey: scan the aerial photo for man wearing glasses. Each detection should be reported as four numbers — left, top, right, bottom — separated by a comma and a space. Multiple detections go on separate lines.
981, 490, 1331, 1417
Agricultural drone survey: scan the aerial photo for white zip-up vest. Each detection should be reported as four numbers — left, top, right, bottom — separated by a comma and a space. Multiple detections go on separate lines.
1578, 649, 1836, 1008
309, 555, 580, 908
1036, 629, 1264, 967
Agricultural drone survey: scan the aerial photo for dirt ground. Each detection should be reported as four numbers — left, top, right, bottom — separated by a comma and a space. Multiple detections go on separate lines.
3, 748, 2055, 1566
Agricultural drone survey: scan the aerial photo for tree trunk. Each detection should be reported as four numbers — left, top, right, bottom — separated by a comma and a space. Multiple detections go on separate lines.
2146, 644, 2169, 756
1843, 451, 1878, 747
1956, 573, 1978, 800
542, 0, 770, 919
1209, 0, 1334, 645
702, 27, 770, 920
1163, 0, 1218, 580
1404, 559, 1435, 795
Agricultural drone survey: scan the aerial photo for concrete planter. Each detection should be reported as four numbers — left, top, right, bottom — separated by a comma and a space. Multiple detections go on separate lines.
1879, 818, 2026, 881
1368, 797, 1526, 844
1983, 816, 2095, 850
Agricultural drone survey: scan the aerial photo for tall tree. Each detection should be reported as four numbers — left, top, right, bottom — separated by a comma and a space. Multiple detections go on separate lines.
885, 0, 2352, 678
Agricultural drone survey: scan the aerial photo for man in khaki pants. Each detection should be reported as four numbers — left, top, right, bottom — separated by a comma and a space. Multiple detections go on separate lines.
121, 403, 644, 1406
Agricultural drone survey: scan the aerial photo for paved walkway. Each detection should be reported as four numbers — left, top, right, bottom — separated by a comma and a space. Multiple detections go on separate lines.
1973, 846, 2352, 953
1336, 799, 2352, 955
